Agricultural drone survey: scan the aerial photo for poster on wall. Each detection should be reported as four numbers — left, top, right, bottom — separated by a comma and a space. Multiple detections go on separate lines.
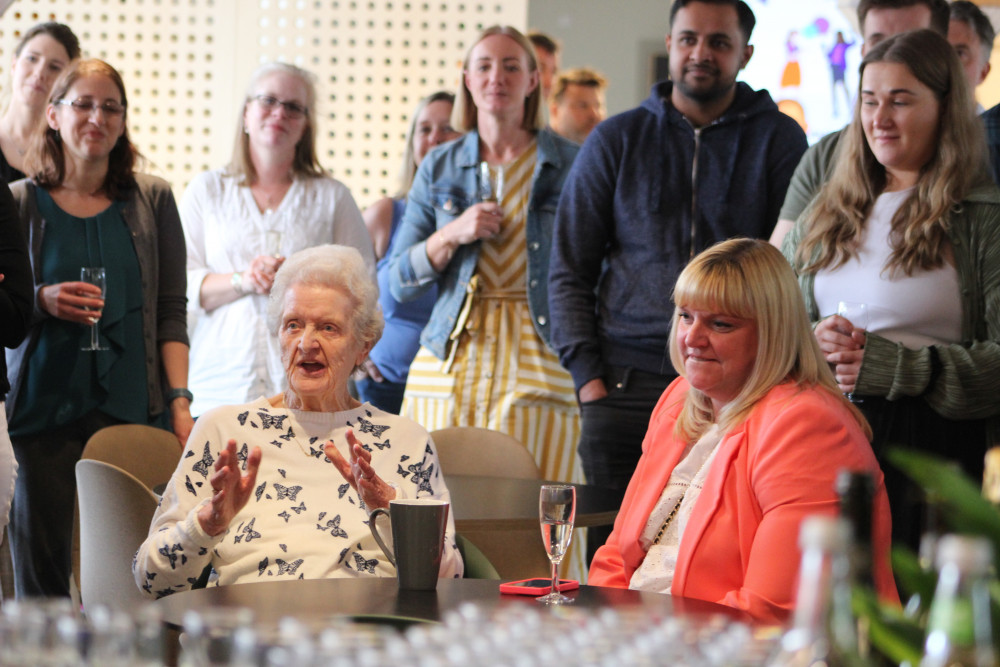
738, 0, 861, 143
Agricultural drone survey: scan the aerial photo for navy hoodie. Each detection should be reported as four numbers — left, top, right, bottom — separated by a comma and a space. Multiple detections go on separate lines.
549, 80, 808, 390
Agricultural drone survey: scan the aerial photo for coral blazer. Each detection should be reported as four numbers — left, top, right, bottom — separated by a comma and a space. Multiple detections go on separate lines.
589, 379, 898, 623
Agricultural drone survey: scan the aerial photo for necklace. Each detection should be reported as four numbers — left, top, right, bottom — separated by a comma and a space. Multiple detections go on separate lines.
650, 427, 723, 546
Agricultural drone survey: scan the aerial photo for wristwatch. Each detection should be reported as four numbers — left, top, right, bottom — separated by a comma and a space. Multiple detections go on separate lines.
231, 271, 245, 294
166, 387, 194, 403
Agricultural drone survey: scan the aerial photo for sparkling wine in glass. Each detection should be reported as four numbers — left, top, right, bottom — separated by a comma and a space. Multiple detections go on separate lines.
80, 267, 108, 351
837, 300, 868, 403
264, 230, 283, 259
538, 484, 576, 605
478, 161, 504, 204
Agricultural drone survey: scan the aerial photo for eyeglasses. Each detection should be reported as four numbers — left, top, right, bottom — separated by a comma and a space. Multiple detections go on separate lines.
55, 98, 126, 117
251, 94, 308, 119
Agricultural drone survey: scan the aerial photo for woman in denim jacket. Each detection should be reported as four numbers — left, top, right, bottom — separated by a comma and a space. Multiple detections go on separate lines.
388, 25, 581, 487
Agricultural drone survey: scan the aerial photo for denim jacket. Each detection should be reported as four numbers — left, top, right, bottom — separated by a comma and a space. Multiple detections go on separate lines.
388, 129, 579, 360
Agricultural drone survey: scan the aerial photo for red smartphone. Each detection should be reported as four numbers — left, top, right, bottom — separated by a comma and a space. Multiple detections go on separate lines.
499, 578, 580, 596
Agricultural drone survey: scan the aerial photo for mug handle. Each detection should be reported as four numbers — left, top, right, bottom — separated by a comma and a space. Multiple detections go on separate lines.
368, 507, 396, 567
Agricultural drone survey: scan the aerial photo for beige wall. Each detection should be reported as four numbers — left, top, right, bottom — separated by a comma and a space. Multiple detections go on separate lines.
0, 0, 528, 203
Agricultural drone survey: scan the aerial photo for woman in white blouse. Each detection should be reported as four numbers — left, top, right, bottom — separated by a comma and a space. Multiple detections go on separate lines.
182, 63, 374, 416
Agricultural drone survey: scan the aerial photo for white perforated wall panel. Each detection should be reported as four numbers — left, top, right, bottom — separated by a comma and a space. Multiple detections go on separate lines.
0, 0, 527, 205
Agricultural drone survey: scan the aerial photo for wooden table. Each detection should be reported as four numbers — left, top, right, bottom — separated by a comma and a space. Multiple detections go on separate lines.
154, 577, 747, 629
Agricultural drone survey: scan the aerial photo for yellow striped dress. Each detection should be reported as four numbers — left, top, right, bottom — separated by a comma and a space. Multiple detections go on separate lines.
403, 142, 586, 575
404, 141, 581, 483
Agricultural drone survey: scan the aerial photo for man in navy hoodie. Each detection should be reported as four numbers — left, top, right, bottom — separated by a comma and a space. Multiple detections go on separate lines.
549, 0, 807, 563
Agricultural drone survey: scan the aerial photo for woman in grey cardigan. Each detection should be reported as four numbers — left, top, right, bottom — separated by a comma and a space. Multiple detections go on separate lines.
4, 59, 191, 598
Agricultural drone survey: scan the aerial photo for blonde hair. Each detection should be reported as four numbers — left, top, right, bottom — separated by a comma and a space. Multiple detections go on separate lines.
669, 239, 870, 443
394, 91, 456, 199
795, 29, 987, 277
227, 62, 325, 184
550, 67, 608, 105
454, 25, 545, 133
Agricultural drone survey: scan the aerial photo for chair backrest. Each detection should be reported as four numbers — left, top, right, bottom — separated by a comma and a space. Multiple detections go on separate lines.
430, 427, 541, 479
454, 533, 500, 580
431, 428, 547, 579
81, 424, 182, 491
75, 459, 159, 611
72, 425, 182, 596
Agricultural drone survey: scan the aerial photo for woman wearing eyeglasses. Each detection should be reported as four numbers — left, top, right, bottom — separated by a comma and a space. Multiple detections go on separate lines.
4, 59, 191, 597
181, 62, 373, 417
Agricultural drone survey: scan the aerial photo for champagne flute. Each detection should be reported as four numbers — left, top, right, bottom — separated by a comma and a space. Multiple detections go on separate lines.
80, 267, 108, 352
836, 300, 868, 403
264, 230, 283, 259
478, 161, 504, 204
538, 484, 576, 604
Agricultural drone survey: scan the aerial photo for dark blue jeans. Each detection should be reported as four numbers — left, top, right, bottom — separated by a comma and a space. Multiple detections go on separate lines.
578, 365, 675, 567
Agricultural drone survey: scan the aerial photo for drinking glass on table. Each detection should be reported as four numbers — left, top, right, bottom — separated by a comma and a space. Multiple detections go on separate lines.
80, 267, 108, 351
538, 484, 576, 604
836, 301, 868, 403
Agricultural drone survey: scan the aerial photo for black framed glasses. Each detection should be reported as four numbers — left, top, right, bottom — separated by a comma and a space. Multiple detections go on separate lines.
251, 94, 308, 119
55, 98, 126, 117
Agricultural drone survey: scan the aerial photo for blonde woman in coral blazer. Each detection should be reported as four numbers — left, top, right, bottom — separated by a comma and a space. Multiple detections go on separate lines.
589, 239, 898, 623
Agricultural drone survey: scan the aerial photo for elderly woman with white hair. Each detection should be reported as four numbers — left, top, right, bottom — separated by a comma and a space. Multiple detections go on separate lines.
182, 62, 374, 417
134, 245, 462, 597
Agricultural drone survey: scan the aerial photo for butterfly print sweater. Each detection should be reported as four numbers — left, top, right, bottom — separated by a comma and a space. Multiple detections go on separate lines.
133, 398, 463, 598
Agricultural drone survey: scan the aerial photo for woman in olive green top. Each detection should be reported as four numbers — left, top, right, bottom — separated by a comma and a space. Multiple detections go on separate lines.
783, 31, 1000, 549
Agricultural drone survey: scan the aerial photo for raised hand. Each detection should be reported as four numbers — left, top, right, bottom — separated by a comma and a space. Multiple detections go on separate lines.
197, 439, 262, 536
325, 429, 396, 510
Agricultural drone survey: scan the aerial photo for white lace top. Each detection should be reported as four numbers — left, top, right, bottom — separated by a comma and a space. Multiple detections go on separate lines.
629, 425, 724, 593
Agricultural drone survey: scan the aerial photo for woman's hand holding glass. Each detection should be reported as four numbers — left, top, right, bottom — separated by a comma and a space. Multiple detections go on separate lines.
197, 439, 263, 537
425, 203, 503, 272
446, 203, 503, 244
242, 253, 286, 295
37, 279, 106, 324
325, 429, 396, 510
814, 304, 868, 395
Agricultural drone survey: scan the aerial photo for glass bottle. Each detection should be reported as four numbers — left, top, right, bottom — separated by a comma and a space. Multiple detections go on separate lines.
921, 535, 996, 667
837, 470, 875, 589
771, 515, 868, 666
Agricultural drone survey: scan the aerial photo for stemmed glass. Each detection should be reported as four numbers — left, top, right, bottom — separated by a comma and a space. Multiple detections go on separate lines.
80, 267, 108, 351
837, 300, 868, 403
478, 161, 504, 204
538, 484, 576, 605
264, 230, 283, 259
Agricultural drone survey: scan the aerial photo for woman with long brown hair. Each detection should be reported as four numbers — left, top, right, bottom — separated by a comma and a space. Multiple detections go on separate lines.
784, 29, 1000, 548
5, 59, 191, 597
0, 22, 80, 183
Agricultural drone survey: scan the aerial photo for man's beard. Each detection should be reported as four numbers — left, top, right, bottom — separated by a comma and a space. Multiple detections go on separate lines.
674, 67, 736, 104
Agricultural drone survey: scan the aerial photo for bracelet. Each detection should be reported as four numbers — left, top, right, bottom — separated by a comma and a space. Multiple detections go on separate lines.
166, 387, 194, 403
231, 271, 245, 294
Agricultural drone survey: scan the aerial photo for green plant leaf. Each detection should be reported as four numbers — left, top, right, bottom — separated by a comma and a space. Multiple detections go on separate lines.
853, 587, 924, 665
886, 448, 1000, 572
